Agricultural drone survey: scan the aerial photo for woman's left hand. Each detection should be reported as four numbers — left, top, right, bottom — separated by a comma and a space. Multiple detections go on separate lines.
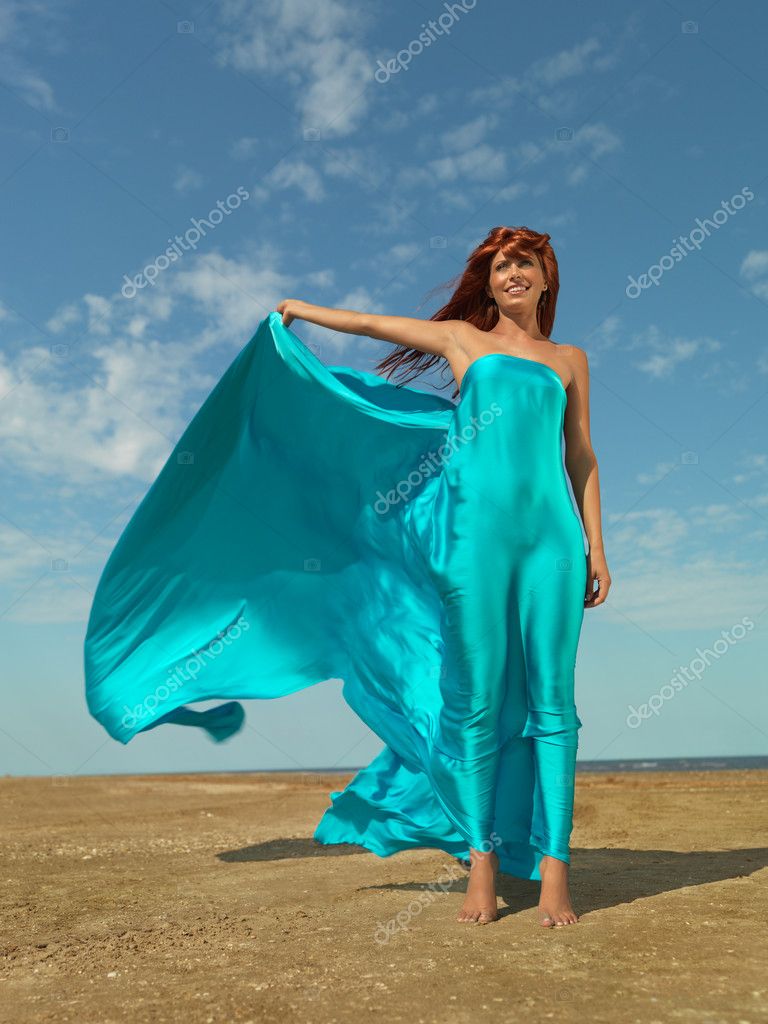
585, 547, 611, 607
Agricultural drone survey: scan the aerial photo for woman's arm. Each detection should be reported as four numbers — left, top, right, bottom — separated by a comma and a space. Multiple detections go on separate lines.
562, 347, 611, 607
275, 299, 461, 358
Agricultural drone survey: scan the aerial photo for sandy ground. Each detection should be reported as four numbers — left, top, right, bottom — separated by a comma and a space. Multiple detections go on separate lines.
1, 769, 766, 1024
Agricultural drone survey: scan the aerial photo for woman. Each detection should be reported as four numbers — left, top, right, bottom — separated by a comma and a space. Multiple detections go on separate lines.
84, 226, 610, 930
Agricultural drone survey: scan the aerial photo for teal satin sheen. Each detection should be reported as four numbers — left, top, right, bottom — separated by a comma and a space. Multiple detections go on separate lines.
83, 312, 586, 881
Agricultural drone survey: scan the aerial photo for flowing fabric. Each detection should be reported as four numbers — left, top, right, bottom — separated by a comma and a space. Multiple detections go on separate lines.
83, 311, 586, 881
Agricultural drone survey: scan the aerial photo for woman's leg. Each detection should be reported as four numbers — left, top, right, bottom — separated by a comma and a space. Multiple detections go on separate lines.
456, 845, 500, 924
520, 554, 586, 926
531, 733, 580, 926
428, 577, 509, 924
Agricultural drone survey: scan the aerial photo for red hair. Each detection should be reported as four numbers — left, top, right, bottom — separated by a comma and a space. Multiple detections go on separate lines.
374, 225, 560, 400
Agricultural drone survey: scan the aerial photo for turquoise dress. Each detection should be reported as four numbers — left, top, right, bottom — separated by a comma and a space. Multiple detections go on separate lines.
83, 311, 587, 881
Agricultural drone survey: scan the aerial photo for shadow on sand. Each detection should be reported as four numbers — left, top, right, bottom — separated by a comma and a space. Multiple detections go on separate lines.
217, 840, 768, 916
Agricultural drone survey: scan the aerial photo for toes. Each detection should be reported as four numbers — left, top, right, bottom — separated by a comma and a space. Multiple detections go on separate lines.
539, 906, 578, 927
457, 910, 478, 923
459, 907, 498, 924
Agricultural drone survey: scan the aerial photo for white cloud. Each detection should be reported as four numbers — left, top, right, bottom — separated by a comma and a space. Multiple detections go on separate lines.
582, 314, 621, 359
491, 181, 528, 203
0, 0, 58, 111
600, 507, 768, 629
603, 555, 768, 631
471, 31, 622, 111
322, 145, 387, 191
430, 143, 507, 183
636, 339, 701, 379
377, 93, 439, 133
46, 303, 80, 334
0, 336, 206, 484
349, 241, 423, 294
83, 293, 113, 336
398, 133, 508, 194
630, 326, 722, 380
637, 461, 678, 486
535, 38, 605, 87
230, 136, 260, 160
171, 249, 289, 341
126, 315, 149, 339
740, 249, 768, 280
462, 34, 626, 185
386, 242, 421, 263
214, 0, 374, 138
306, 268, 335, 288
731, 453, 768, 486
441, 114, 497, 154
563, 124, 623, 185
0, 520, 112, 624
251, 157, 326, 203
173, 165, 204, 194
0, 251, 297, 492
740, 249, 768, 301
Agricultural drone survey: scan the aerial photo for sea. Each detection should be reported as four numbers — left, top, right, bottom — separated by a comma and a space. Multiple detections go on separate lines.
229, 755, 768, 775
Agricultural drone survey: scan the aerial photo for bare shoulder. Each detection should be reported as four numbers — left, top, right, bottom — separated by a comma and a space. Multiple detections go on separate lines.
551, 340, 586, 361
551, 342, 588, 384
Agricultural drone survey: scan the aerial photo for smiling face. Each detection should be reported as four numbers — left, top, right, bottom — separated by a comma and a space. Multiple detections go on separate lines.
485, 247, 547, 311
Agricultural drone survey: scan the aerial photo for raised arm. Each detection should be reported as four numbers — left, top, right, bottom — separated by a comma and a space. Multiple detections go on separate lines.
275, 299, 461, 359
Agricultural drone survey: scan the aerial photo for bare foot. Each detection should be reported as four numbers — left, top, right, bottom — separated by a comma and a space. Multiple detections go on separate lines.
457, 848, 499, 924
537, 854, 578, 927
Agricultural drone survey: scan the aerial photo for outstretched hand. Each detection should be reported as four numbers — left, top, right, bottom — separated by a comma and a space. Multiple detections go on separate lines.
275, 299, 305, 328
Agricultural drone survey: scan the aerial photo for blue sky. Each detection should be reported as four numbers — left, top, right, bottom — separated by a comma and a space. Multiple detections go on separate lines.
1, 0, 766, 777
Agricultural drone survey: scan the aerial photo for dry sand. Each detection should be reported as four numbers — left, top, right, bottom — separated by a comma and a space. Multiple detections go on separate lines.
1, 769, 766, 1024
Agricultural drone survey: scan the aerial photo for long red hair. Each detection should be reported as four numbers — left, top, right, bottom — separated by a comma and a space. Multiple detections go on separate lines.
374, 225, 560, 400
